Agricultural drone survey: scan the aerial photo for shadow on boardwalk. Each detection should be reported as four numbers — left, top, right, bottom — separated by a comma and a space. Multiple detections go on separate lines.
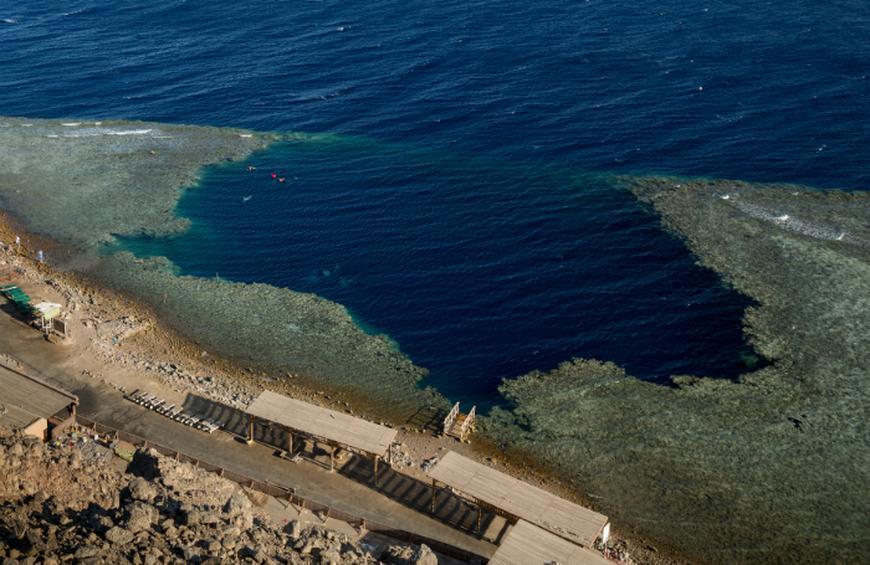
340, 454, 510, 542
180, 394, 510, 543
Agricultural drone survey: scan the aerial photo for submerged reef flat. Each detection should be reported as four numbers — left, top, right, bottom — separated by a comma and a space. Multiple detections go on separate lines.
93, 252, 438, 413
0, 116, 442, 417
485, 178, 870, 563
0, 117, 273, 246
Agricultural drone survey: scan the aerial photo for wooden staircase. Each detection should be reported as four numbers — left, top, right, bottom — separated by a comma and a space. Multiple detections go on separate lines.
443, 402, 476, 442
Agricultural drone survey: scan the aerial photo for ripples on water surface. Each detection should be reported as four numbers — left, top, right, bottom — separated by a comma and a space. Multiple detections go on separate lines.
2, 0, 868, 404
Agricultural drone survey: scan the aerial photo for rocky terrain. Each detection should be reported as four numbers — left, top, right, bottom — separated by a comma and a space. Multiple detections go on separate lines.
0, 429, 438, 564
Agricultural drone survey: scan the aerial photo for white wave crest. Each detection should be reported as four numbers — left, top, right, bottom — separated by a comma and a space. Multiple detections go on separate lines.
105, 129, 153, 136
730, 200, 849, 242
52, 127, 157, 138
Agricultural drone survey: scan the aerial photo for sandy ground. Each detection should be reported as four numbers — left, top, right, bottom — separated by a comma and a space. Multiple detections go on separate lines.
0, 214, 673, 564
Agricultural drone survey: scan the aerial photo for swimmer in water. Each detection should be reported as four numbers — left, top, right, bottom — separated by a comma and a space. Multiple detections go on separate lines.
271, 172, 277, 179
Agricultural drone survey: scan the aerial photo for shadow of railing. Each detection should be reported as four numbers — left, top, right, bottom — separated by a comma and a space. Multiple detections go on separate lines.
178, 394, 501, 541
181, 394, 249, 437
180, 394, 346, 470
73, 414, 487, 563
340, 452, 501, 541
404, 405, 448, 435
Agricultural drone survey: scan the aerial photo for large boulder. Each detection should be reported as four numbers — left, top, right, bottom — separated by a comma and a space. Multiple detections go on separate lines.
223, 490, 251, 517
104, 526, 134, 545
126, 501, 158, 533
223, 490, 253, 528
383, 543, 439, 565
126, 477, 157, 503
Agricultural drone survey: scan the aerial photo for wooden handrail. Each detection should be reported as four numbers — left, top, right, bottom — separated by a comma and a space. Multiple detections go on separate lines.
442, 402, 460, 435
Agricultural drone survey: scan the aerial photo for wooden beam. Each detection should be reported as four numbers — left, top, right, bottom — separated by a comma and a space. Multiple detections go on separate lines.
431, 479, 437, 514
247, 416, 255, 445
373, 456, 379, 487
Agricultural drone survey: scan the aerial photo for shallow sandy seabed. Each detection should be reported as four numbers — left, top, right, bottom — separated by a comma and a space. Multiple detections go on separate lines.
484, 178, 870, 563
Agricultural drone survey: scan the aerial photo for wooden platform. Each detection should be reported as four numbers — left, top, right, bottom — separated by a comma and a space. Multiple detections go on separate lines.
0, 363, 78, 428
489, 520, 611, 565
246, 390, 397, 457
427, 451, 608, 547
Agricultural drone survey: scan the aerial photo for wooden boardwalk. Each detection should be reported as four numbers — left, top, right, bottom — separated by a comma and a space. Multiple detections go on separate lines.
490, 520, 611, 565
0, 363, 77, 429
246, 390, 397, 457
428, 451, 608, 547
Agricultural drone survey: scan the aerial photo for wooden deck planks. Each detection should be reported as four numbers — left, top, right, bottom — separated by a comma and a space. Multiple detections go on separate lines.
246, 390, 397, 457
428, 451, 608, 547
489, 520, 611, 565
0, 364, 77, 424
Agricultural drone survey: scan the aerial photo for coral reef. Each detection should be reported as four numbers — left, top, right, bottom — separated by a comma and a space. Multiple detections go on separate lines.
485, 178, 870, 563
0, 117, 271, 247
92, 252, 440, 415
0, 116, 443, 419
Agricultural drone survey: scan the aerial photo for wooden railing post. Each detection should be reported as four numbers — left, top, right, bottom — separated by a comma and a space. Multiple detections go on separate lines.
430, 479, 437, 513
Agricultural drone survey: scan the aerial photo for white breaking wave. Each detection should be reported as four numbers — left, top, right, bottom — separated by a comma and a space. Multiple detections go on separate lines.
61, 122, 82, 127
105, 129, 153, 136
50, 127, 157, 138
730, 200, 851, 243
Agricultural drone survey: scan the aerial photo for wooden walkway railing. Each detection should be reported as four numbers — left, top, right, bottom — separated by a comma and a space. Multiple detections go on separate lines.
443, 402, 460, 435
73, 415, 486, 564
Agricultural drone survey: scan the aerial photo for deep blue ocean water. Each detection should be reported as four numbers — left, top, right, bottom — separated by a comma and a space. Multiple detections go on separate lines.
2, 1, 868, 406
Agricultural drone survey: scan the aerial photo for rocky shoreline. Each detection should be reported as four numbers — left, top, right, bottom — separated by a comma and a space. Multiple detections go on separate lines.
0, 428, 444, 564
